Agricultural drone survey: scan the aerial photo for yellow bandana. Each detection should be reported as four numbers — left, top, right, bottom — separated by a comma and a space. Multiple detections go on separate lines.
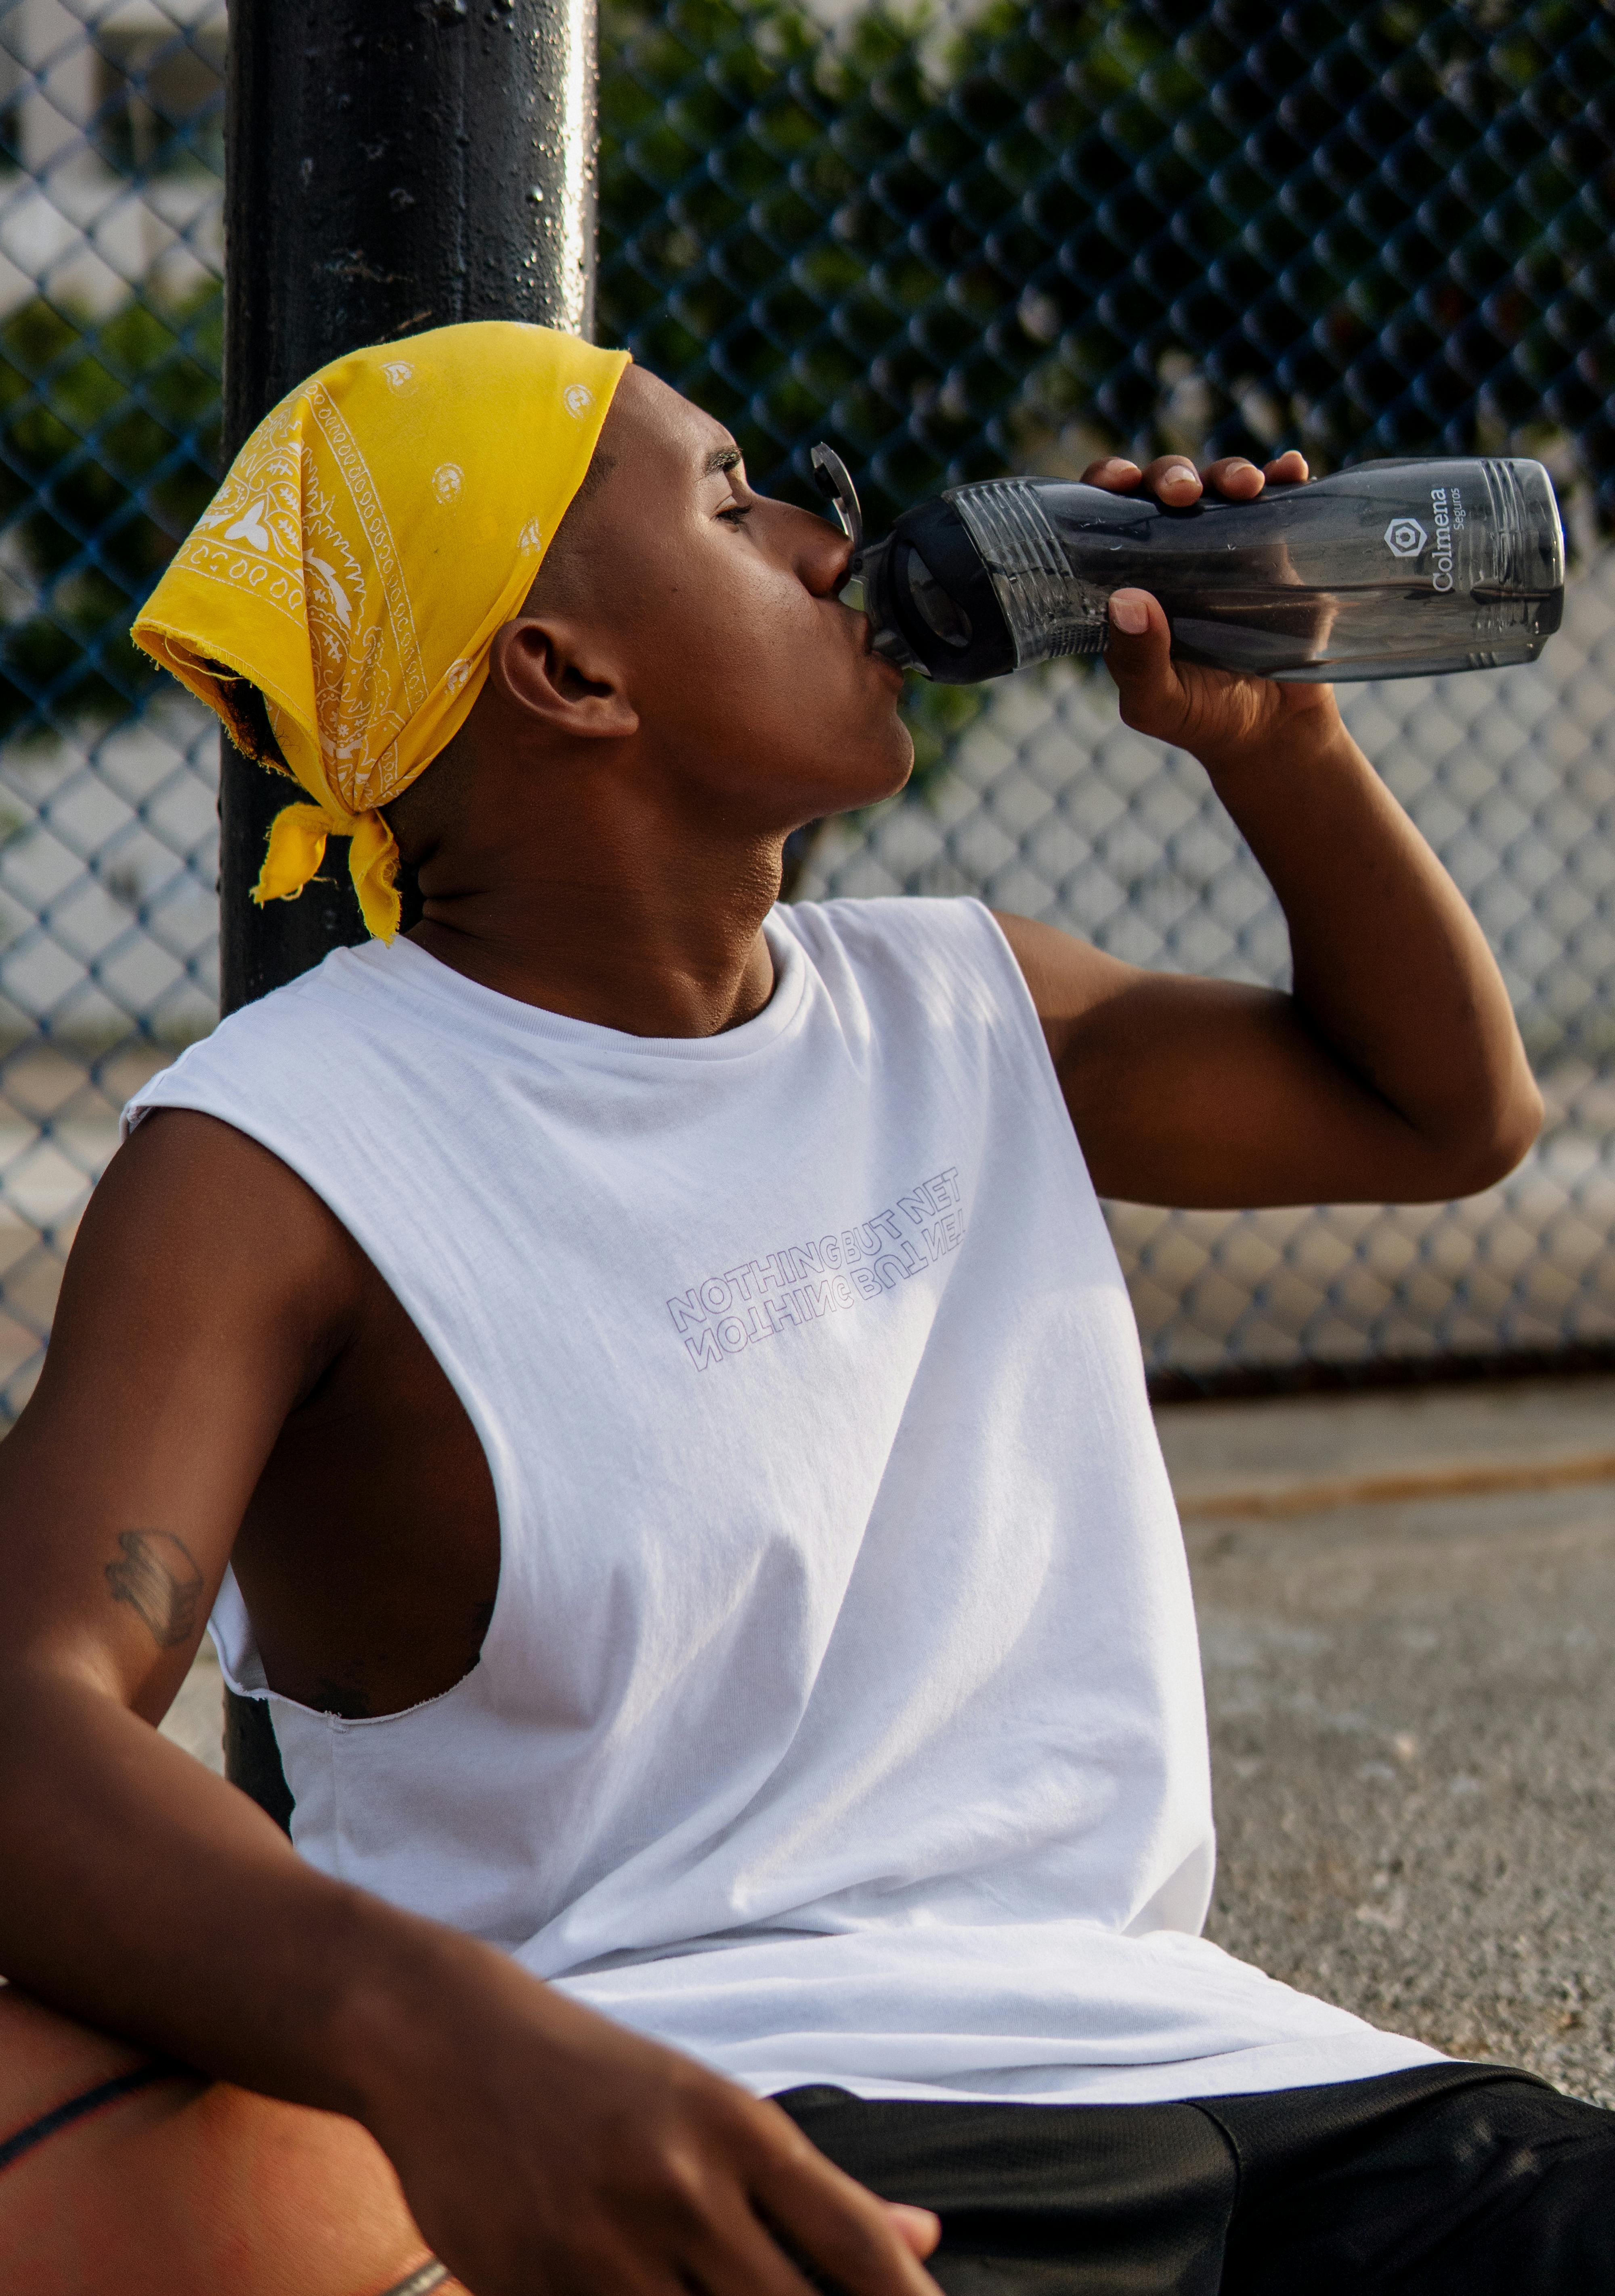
132, 321, 631, 940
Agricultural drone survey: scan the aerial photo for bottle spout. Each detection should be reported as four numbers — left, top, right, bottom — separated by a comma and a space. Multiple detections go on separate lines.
820, 470, 1021, 685
812, 445, 923, 674
810, 443, 864, 558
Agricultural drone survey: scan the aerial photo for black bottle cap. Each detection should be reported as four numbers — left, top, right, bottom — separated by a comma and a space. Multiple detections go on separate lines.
883, 497, 1016, 683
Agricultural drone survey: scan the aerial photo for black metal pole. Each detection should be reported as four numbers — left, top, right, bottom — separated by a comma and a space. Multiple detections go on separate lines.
218, 0, 598, 1012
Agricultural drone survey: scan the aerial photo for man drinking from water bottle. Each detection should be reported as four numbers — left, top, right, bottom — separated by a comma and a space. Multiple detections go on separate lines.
0, 321, 1605, 2296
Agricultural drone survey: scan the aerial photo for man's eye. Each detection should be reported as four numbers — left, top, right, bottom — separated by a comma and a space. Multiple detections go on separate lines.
718, 502, 752, 524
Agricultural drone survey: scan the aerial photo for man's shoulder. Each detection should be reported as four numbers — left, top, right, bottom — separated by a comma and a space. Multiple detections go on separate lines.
782, 891, 1009, 975
122, 943, 398, 1142
781, 893, 1034, 1028
784, 890, 994, 941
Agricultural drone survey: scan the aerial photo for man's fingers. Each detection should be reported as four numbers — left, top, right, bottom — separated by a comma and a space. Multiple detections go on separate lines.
1203, 456, 1263, 498
1139, 456, 1201, 501
750, 2151, 942, 2296
887, 2204, 942, 2259
690, 2195, 937, 2296
1080, 455, 1141, 492
1082, 450, 1309, 503
682, 2196, 833, 2296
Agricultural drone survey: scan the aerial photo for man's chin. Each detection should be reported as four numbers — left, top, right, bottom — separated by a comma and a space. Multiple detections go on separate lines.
754, 725, 915, 840
810, 763, 914, 824
841, 725, 916, 811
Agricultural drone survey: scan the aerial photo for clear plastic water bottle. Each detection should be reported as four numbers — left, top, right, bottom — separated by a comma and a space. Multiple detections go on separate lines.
811, 448, 1564, 685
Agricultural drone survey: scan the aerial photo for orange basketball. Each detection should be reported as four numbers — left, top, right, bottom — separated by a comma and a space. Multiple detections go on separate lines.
0, 1988, 467, 2296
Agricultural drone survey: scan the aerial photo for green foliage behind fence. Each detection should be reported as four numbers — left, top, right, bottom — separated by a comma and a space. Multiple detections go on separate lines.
597, 0, 1615, 522
2, 0, 1615, 1411
0, 290, 218, 739
0, 0, 1609, 752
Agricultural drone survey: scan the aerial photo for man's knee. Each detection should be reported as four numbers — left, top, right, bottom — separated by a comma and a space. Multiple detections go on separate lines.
0, 1986, 456, 2296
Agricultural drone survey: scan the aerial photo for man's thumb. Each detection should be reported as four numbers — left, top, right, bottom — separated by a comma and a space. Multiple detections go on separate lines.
1103, 587, 1174, 724
1106, 587, 1166, 656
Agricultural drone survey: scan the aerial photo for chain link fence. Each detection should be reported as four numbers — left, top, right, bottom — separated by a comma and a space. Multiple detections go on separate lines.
2, 0, 1613, 1415
0, 0, 223, 1417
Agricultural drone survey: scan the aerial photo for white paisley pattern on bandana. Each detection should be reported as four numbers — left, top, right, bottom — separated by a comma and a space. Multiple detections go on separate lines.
179, 396, 308, 631
170, 382, 429, 814
304, 383, 428, 810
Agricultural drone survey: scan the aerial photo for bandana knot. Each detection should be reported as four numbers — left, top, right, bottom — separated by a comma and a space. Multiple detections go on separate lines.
254, 798, 401, 942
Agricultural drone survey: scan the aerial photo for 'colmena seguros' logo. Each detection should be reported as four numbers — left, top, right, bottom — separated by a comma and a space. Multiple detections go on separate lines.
1384, 515, 1428, 559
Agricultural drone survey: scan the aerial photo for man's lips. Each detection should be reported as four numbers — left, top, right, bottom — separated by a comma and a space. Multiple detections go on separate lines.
855, 610, 906, 685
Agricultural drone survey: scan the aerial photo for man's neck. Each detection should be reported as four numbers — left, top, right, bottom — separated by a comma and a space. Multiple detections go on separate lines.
404, 841, 784, 1039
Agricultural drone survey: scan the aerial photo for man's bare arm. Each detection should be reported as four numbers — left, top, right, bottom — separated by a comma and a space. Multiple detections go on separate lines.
0, 1109, 938, 2296
997, 453, 1542, 1211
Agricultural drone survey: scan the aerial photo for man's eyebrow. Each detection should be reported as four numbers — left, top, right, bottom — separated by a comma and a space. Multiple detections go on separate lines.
704, 446, 742, 476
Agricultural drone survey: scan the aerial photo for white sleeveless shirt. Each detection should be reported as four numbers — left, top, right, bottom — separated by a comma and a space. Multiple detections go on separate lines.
125, 897, 1437, 2103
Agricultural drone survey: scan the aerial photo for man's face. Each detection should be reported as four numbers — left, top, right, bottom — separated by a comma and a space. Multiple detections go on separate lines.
548, 367, 914, 828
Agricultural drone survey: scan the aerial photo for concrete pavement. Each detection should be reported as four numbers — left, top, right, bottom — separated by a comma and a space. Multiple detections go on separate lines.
1163, 1377, 1615, 2107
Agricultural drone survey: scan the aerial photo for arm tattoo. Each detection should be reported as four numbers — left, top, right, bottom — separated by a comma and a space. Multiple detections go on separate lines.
104, 1530, 204, 1650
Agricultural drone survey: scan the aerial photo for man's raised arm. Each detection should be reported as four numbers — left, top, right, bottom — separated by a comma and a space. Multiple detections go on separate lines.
0, 1109, 939, 2296
998, 452, 1542, 1212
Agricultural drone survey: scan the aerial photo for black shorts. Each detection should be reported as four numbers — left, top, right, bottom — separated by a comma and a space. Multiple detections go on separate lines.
774, 2062, 1615, 2294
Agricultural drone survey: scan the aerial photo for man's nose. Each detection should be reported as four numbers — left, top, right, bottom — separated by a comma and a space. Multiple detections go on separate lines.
778, 498, 856, 596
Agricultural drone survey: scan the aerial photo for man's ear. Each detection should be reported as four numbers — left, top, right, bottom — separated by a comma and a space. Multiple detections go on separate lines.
485, 613, 639, 740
